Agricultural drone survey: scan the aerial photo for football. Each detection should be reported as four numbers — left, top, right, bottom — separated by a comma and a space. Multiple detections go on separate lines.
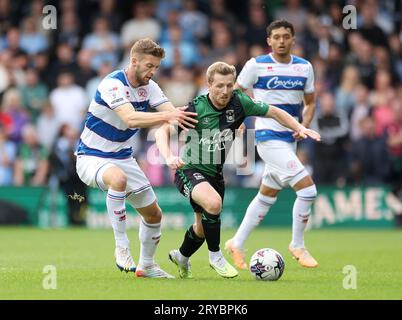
249, 248, 285, 281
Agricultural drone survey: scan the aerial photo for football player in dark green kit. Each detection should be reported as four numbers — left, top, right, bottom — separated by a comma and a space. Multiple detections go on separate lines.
155, 62, 320, 278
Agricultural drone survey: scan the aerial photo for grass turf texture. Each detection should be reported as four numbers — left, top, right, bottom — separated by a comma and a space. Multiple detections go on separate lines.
0, 227, 401, 300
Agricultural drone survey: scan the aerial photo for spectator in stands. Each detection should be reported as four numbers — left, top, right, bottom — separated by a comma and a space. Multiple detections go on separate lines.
36, 101, 60, 150
346, 35, 376, 89
0, 0, 17, 35
74, 49, 97, 88
349, 116, 389, 185
1, 88, 29, 143
19, 17, 48, 56
160, 24, 199, 70
358, 0, 388, 48
161, 65, 197, 106
311, 92, 349, 185
13, 124, 49, 186
56, 10, 81, 51
49, 71, 87, 132
388, 33, 402, 83
160, 10, 194, 44
202, 23, 234, 68
208, 0, 237, 30
121, 2, 160, 50
274, 0, 307, 34
94, 0, 122, 33
0, 123, 16, 186
371, 69, 396, 136
47, 42, 78, 89
18, 68, 48, 122
335, 65, 360, 116
244, 2, 268, 46
385, 99, 402, 224
49, 123, 87, 225
325, 43, 344, 89
82, 17, 120, 71
179, 0, 208, 41
350, 84, 372, 141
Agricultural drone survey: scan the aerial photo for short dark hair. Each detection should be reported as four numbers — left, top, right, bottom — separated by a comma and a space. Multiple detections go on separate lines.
266, 19, 295, 37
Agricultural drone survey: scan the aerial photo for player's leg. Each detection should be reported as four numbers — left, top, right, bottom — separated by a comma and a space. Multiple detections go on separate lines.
102, 165, 137, 272
76, 156, 136, 272
191, 182, 238, 278
288, 173, 318, 268
128, 195, 173, 278
169, 169, 206, 278
169, 212, 204, 279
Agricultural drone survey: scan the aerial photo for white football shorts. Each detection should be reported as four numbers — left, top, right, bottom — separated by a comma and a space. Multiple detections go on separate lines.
76, 155, 156, 208
256, 140, 309, 190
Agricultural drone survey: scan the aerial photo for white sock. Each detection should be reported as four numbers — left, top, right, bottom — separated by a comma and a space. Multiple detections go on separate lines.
138, 218, 161, 268
209, 250, 224, 267
290, 185, 317, 249
106, 189, 129, 248
232, 193, 277, 249
177, 251, 189, 265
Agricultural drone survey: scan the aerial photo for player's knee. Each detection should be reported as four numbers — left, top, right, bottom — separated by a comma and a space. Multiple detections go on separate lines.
296, 184, 317, 202
108, 170, 127, 191
204, 198, 222, 215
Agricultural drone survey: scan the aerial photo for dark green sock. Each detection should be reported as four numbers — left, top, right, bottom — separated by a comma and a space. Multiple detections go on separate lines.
201, 211, 221, 252
179, 225, 205, 258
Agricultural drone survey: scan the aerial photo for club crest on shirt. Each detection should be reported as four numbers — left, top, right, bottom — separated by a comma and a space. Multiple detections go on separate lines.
202, 117, 210, 124
226, 110, 235, 123
137, 88, 147, 101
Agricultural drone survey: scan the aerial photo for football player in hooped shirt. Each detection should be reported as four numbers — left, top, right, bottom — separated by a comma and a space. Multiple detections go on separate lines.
226, 19, 320, 270
75, 38, 198, 278
155, 61, 320, 278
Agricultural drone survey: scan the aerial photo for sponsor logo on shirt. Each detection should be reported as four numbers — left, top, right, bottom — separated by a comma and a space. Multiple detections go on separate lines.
199, 128, 233, 152
111, 98, 124, 104
266, 76, 304, 90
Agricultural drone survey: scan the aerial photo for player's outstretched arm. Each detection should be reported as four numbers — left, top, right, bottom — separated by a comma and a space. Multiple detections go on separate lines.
154, 123, 185, 170
266, 106, 321, 141
114, 103, 197, 129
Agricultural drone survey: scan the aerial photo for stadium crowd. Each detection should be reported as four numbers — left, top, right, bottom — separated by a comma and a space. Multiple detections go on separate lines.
0, 0, 401, 197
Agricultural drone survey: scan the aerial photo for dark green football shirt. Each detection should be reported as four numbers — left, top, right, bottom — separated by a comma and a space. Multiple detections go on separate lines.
180, 89, 269, 177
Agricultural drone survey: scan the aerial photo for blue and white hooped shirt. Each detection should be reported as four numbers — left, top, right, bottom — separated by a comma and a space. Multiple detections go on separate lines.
237, 53, 314, 143
76, 70, 168, 159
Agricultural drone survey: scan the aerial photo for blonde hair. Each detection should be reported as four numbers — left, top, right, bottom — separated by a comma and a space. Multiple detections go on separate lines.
130, 38, 165, 58
206, 61, 236, 84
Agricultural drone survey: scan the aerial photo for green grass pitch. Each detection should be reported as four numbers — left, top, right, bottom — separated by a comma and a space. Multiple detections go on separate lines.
1, 227, 401, 300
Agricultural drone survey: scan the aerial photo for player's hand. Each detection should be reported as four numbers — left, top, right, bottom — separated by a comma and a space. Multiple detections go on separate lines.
236, 123, 246, 137
166, 155, 185, 170
167, 106, 198, 131
293, 127, 321, 141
